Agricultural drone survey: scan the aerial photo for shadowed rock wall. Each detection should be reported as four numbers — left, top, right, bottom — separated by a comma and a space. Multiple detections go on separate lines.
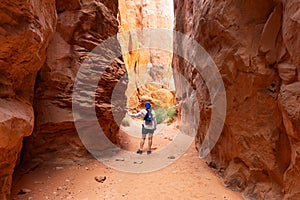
173, 0, 300, 199
0, 0, 126, 198
0, 0, 56, 198
24, 0, 127, 163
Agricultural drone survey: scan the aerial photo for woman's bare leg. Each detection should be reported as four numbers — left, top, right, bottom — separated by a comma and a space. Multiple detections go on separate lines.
148, 133, 153, 151
140, 134, 146, 150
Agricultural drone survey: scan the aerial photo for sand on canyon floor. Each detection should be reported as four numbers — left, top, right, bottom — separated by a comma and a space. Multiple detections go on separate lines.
12, 120, 242, 200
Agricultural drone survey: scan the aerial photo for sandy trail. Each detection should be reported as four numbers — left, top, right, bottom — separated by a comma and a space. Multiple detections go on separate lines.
12, 121, 242, 200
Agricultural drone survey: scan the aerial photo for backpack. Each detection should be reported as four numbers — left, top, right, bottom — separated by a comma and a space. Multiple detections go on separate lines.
144, 108, 153, 124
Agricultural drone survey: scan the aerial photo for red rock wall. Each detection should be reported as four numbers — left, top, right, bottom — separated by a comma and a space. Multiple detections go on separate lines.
24, 0, 127, 162
0, 0, 126, 198
173, 0, 300, 199
0, 0, 56, 198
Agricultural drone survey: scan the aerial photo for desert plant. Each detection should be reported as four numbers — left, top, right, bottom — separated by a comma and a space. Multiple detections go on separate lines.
166, 106, 177, 125
154, 106, 177, 124
121, 117, 130, 127
154, 107, 167, 124
166, 106, 177, 118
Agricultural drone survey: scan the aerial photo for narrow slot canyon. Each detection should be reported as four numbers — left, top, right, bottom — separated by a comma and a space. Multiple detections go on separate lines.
0, 0, 300, 200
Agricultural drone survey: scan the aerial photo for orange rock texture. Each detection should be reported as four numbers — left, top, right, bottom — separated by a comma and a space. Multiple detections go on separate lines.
24, 0, 127, 161
0, 0, 126, 198
118, 0, 174, 110
0, 0, 56, 198
173, 0, 300, 199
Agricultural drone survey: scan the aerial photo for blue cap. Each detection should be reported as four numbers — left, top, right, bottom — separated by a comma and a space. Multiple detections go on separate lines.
145, 101, 151, 109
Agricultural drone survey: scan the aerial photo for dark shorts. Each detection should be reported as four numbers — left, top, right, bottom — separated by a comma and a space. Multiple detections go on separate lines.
142, 125, 154, 134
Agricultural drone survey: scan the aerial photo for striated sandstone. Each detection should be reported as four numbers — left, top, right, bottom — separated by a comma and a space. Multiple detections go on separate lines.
0, 0, 56, 198
23, 0, 127, 163
173, 0, 300, 199
279, 82, 300, 199
278, 63, 297, 84
118, 0, 174, 110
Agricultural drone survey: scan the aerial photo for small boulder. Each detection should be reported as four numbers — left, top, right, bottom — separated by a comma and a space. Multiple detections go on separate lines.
95, 176, 106, 183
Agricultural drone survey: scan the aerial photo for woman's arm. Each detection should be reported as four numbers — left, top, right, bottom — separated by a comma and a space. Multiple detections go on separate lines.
128, 110, 144, 118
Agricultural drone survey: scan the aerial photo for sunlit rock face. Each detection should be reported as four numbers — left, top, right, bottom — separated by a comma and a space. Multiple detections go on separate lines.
118, 0, 175, 110
23, 0, 127, 164
173, 0, 300, 199
0, 0, 56, 198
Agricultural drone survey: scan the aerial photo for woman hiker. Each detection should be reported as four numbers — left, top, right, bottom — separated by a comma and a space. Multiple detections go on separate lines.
128, 101, 157, 155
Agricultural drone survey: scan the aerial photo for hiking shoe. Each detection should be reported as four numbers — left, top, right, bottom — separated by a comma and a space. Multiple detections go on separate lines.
136, 149, 142, 154
147, 150, 152, 155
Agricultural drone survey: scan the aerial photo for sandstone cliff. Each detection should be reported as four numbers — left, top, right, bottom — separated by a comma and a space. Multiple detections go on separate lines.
173, 0, 300, 199
0, 0, 126, 198
118, 0, 174, 110
0, 1, 56, 198
3, 0, 300, 199
24, 0, 127, 162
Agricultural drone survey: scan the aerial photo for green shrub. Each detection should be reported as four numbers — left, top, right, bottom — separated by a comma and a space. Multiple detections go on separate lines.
154, 106, 177, 124
154, 107, 167, 124
166, 107, 177, 125
121, 117, 130, 127
166, 107, 177, 118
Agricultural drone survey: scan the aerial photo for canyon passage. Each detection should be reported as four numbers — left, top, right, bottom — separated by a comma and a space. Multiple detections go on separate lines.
0, 0, 300, 199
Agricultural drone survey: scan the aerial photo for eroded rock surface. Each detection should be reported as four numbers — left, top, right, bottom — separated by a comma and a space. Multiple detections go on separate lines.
1, 0, 126, 198
0, 0, 56, 198
173, 0, 300, 199
24, 0, 127, 163
118, 0, 174, 110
